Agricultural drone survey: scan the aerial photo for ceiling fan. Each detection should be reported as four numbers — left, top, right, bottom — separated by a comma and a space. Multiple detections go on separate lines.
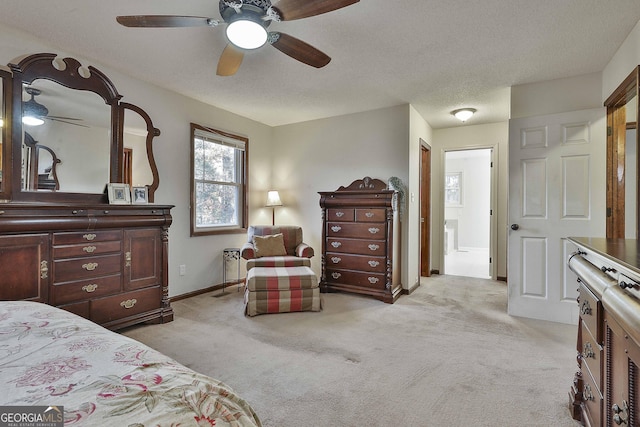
22, 87, 87, 127
116, 0, 360, 76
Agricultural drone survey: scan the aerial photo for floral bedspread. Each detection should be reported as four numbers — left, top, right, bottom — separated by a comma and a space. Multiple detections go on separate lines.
0, 301, 261, 427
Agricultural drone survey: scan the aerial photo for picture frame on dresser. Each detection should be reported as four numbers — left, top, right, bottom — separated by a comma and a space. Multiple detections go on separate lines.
132, 186, 148, 204
108, 183, 131, 204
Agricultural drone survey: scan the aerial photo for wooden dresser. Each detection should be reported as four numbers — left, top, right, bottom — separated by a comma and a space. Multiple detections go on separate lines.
319, 177, 402, 303
0, 204, 173, 330
568, 237, 640, 426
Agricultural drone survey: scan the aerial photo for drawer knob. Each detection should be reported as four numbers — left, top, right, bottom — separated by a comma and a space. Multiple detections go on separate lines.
365, 212, 374, 218
82, 284, 98, 293
82, 262, 98, 271
332, 272, 341, 279
368, 244, 380, 251
331, 257, 342, 264
368, 260, 380, 267
83, 233, 97, 241
40, 260, 48, 280
620, 281, 636, 290
583, 384, 594, 402
335, 211, 345, 218
120, 299, 137, 309
331, 225, 342, 233
581, 300, 592, 316
83, 246, 97, 253
368, 277, 379, 284
612, 401, 629, 425
368, 227, 380, 234
331, 242, 342, 248
582, 342, 596, 359
104, 210, 110, 214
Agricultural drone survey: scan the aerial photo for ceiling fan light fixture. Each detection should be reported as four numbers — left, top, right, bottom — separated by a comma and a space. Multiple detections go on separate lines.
451, 108, 476, 122
226, 16, 268, 50
22, 116, 45, 126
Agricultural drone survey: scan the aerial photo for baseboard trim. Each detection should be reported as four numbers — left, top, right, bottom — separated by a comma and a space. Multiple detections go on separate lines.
497, 276, 507, 282
403, 281, 421, 295
170, 279, 245, 303
430, 269, 440, 275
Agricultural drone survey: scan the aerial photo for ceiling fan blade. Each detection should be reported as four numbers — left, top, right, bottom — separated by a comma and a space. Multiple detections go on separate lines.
273, 0, 359, 21
270, 32, 331, 68
217, 44, 245, 76
116, 15, 217, 28
47, 117, 89, 128
47, 115, 83, 121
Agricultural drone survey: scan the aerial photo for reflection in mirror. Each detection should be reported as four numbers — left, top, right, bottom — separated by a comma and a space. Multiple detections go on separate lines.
21, 79, 110, 193
626, 94, 638, 238
121, 103, 160, 202
24, 132, 61, 190
0, 73, 3, 187
123, 108, 153, 188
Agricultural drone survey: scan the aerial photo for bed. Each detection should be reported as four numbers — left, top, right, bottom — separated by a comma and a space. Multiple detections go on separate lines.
0, 301, 261, 427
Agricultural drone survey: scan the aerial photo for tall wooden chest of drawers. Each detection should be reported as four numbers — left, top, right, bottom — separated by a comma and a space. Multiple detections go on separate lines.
0, 204, 173, 330
319, 177, 402, 303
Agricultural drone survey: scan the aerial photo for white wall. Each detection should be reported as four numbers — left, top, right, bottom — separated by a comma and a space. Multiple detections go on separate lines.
432, 122, 509, 278
603, 19, 640, 102
272, 105, 413, 287
0, 24, 274, 297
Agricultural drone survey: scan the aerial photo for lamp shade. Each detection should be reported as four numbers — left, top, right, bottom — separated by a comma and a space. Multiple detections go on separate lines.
265, 190, 283, 207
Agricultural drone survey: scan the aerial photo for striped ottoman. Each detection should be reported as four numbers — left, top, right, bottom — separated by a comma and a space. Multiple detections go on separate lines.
244, 266, 322, 316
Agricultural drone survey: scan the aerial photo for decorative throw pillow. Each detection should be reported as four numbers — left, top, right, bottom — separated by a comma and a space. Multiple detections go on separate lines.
253, 233, 287, 258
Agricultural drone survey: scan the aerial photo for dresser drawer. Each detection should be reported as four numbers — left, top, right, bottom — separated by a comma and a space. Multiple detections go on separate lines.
53, 240, 122, 259
327, 238, 386, 256
50, 274, 121, 305
579, 282, 603, 344
58, 301, 90, 319
355, 208, 386, 222
326, 269, 386, 290
326, 253, 386, 273
53, 253, 122, 282
580, 321, 602, 392
91, 286, 162, 325
327, 222, 386, 239
53, 230, 122, 245
581, 361, 602, 426
327, 208, 354, 222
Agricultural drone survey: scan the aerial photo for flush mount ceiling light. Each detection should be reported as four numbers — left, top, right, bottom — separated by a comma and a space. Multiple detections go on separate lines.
451, 108, 476, 122
225, 12, 268, 50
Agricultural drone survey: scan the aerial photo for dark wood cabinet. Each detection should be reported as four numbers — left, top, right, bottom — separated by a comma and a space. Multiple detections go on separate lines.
568, 237, 640, 426
319, 177, 402, 303
0, 205, 173, 330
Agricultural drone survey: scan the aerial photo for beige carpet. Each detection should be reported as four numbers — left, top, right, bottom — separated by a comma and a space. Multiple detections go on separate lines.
123, 275, 581, 427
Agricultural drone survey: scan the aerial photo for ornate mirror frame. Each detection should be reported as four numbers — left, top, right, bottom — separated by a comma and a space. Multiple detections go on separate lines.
0, 68, 12, 201
6, 52, 160, 203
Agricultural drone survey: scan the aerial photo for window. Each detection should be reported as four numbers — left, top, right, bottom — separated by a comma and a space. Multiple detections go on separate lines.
445, 172, 463, 206
190, 123, 248, 236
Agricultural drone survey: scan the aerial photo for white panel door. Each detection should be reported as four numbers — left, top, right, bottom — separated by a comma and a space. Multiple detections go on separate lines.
508, 108, 606, 324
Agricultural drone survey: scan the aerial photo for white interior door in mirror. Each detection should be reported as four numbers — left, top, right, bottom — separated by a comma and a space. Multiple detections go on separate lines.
123, 108, 153, 187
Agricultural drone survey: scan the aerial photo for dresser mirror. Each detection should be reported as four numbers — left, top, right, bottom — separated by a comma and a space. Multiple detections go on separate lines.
6, 53, 160, 203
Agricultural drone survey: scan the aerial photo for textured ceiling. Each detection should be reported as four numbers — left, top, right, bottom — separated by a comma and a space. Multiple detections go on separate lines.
1, 1, 640, 128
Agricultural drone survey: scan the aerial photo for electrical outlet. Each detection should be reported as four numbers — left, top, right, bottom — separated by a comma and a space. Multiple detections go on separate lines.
179, 264, 186, 276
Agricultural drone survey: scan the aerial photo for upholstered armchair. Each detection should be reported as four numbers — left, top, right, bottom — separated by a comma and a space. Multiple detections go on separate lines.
241, 225, 314, 270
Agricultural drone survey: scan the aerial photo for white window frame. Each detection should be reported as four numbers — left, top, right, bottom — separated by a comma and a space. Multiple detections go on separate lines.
190, 123, 248, 236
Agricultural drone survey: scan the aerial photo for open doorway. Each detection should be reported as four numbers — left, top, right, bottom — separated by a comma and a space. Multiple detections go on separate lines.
443, 148, 493, 279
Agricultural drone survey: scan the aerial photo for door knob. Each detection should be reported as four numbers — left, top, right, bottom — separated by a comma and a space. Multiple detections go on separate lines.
511, 224, 519, 230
